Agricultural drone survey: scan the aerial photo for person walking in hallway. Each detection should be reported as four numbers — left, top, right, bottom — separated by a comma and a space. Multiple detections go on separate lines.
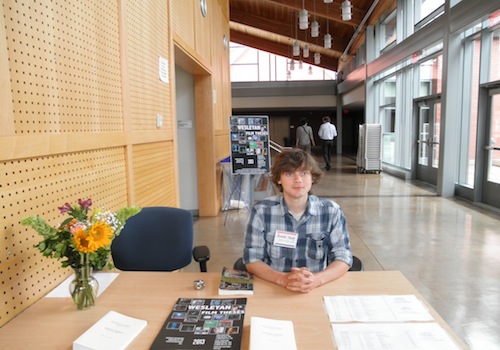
318, 116, 337, 170
295, 117, 315, 154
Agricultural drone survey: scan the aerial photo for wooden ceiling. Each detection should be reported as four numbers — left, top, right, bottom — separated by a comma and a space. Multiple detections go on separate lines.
229, 0, 396, 72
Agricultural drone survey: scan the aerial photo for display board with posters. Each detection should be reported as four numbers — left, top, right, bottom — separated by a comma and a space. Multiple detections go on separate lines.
229, 116, 270, 175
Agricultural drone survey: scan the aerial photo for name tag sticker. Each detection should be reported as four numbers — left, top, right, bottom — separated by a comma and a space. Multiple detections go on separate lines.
273, 230, 298, 248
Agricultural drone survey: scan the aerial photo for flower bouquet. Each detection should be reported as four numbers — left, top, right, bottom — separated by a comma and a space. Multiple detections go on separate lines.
22, 198, 141, 309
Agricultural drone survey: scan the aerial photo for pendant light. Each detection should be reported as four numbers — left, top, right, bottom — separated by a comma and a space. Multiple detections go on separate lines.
299, 0, 308, 30
303, 28, 310, 59
303, 44, 310, 58
293, 11, 300, 56
293, 40, 300, 56
324, 33, 332, 49
341, 0, 352, 21
314, 52, 321, 65
311, 0, 319, 37
311, 21, 319, 37
324, 3, 332, 49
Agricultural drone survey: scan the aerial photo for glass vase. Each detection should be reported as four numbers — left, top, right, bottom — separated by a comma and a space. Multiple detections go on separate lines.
69, 263, 99, 310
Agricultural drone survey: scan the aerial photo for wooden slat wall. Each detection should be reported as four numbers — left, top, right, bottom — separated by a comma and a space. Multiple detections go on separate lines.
194, 0, 213, 65
0, 0, 231, 326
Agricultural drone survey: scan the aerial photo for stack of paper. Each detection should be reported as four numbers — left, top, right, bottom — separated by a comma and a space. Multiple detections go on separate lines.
324, 295, 460, 350
332, 323, 460, 350
73, 311, 147, 350
323, 295, 434, 322
250, 317, 297, 350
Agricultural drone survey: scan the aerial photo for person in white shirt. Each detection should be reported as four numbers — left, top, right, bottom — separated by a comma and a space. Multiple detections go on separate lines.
318, 116, 337, 170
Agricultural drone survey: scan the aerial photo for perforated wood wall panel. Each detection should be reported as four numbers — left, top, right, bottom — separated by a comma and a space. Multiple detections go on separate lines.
124, 0, 171, 131
0, 0, 178, 327
172, 0, 195, 49
0, 148, 128, 325
4, 0, 123, 134
132, 142, 177, 207
1, 0, 230, 327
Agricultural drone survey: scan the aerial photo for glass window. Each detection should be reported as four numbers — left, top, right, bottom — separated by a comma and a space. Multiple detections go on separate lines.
489, 28, 500, 82
458, 35, 481, 187
414, 0, 444, 28
230, 43, 336, 82
381, 11, 397, 49
383, 80, 396, 105
432, 103, 441, 168
417, 55, 442, 97
383, 107, 396, 133
382, 134, 396, 164
380, 77, 397, 164
487, 93, 500, 184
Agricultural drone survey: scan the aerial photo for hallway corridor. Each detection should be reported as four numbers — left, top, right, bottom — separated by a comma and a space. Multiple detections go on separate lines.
186, 155, 500, 350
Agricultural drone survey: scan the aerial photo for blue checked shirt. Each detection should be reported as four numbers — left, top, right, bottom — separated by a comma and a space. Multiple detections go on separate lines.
243, 195, 352, 272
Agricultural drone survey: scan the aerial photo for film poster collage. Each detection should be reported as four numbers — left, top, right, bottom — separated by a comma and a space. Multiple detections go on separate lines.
230, 116, 269, 174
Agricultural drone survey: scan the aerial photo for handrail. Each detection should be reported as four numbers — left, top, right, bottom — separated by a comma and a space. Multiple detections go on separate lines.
269, 140, 289, 153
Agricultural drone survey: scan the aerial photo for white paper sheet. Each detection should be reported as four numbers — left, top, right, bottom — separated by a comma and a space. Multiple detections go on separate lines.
332, 322, 460, 350
250, 317, 297, 350
45, 272, 119, 298
323, 295, 434, 322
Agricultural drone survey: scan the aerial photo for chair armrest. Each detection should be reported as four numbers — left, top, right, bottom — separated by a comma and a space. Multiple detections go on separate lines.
192, 245, 210, 272
348, 255, 363, 271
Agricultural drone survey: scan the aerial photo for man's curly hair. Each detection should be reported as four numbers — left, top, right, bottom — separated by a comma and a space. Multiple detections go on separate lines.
270, 149, 323, 192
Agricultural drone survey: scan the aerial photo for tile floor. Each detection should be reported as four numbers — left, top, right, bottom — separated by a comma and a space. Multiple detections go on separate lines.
184, 155, 500, 350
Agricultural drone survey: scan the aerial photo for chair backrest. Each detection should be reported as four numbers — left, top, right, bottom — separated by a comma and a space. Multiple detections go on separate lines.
111, 207, 194, 271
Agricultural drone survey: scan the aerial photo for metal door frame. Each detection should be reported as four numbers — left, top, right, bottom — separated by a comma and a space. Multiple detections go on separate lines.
481, 87, 500, 207
414, 96, 441, 186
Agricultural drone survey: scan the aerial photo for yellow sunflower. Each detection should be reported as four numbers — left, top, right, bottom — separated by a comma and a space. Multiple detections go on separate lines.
73, 229, 94, 253
86, 221, 113, 251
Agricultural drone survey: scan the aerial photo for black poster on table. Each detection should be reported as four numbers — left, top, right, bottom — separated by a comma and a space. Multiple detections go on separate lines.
149, 298, 247, 350
229, 116, 270, 175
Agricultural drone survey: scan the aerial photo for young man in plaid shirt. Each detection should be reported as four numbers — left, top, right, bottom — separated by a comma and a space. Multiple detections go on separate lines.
243, 149, 352, 293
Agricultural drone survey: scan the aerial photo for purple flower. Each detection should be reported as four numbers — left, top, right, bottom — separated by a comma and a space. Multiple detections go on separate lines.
78, 198, 92, 210
58, 202, 72, 214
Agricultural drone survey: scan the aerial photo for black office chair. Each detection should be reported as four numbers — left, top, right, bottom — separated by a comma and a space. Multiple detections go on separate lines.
111, 207, 210, 272
233, 257, 247, 271
348, 256, 364, 271
233, 255, 363, 272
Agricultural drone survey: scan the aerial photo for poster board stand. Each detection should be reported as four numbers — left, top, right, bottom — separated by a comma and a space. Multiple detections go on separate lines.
223, 173, 248, 225
222, 171, 274, 225
224, 116, 272, 225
